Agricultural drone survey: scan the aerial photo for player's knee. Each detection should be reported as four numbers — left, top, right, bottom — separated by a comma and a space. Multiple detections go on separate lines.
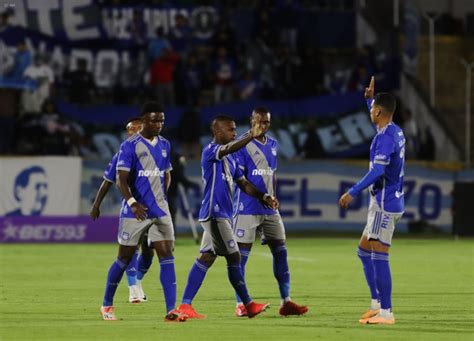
225, 252, 241, 266
199, 252, 216, 267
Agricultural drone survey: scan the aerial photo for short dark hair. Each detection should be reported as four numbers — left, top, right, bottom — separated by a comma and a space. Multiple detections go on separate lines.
374, 93, 396, 115
126, 117, 142, 125
253, 106, 269, 115
213, 114, 234, 124
140, 101, 164, 116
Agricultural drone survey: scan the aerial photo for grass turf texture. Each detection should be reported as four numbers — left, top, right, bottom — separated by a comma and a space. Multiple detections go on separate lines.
0, 238, 473, 340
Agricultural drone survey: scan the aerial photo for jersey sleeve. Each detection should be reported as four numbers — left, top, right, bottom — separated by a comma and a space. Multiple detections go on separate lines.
164, 140, 173, 172
203, 143, 223, 162
234, 148, 247, 173
103, 153, 118, 183
273, 140, 279, 170
373, 134, 395, 165
117, 142, 134, 172
233, 162, 245, 181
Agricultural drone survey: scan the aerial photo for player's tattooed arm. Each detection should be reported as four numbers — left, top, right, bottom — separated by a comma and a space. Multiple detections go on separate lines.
117, 170, 148, 221
217, 116, 264, 159
236, 178, 279, 210
90, 180, 113, 220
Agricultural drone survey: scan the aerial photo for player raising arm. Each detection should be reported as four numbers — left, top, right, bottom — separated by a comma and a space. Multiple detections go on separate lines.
177, 114, 278, 319
339, 77, 405, 325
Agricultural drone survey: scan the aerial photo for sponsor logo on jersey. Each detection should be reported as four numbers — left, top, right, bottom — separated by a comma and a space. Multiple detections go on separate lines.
375, 154, 387, 160
251, 168, 274, 176
138, 168, 164, 177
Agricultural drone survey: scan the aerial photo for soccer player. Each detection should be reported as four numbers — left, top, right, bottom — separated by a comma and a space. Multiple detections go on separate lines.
100, 102, 186, 322
177, 115, 278, 319
90, 117, 152, 304
338, 77, 405, 325
232, 107, 308, 317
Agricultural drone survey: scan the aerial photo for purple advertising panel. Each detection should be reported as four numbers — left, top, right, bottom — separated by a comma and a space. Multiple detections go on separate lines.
0, 216, 118, 243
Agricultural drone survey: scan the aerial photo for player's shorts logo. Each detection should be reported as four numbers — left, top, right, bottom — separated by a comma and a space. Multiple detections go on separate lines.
239, 203, 244, 211
121, 231, 130, 240
162, 150, 167, 157
227, 240, 236, 248
213, 204, 220, 212
236, 229, 245, 238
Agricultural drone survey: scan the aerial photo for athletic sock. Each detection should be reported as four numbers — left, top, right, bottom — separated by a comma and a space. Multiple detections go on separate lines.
159, 256, 177, 313
235, 246, 251, 304
271, 244, 290, 303
227, 264, 251, 305
103, 257, 128, 307
126, 251, 138, 286
372, 251, 392, 310
137, 252, 153, 280
181, 258, 209, 305
357, 247, 379, 301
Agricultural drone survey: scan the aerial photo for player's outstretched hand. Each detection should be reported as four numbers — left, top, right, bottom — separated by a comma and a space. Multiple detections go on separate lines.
250, 115, 264, 138
364, 76, 375, 100
262, 195, 279, 210
131, 202, 148, 221
338, 192, 353, 209
90, 205, 100, 220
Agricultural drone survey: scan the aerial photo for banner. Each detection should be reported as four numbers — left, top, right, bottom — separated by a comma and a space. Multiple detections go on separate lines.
81, 160, 453, 235
0, 157, 82, 216
0, 216, 117, 243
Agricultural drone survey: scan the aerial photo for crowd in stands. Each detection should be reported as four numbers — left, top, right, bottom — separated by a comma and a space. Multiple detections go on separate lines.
0, 0, 435, 161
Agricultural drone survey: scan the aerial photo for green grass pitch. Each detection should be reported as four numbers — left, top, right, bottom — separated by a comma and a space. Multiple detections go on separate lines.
1, 237, 473, 340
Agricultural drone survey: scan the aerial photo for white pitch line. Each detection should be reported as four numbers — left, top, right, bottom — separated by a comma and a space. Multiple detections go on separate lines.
254, 252, 316, 263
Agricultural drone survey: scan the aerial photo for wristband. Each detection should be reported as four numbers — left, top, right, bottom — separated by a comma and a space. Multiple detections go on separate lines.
127, 197, 137, 207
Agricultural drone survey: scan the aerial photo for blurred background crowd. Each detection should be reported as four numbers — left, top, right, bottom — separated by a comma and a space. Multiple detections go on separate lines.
0, 0, 473, 163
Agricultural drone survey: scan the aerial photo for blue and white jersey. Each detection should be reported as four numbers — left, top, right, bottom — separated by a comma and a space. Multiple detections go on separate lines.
199, 141, 245, 221
370, 122, 405, 213
116, 134, 172, 219
234, 136, 278, 215
103, 152, 119, 183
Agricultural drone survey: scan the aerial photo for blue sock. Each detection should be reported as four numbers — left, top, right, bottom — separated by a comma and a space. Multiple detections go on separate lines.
357, 247, 379, 300
159, 256, 177, 313
102, 257, 128, 307
181, 258, 209, 305
227, 264, 251, 305
137, 253, 153, 280
235, 246, 251, 304
126, 252, 138, 286
271, 244, 290, 301
372, 251, 392, 310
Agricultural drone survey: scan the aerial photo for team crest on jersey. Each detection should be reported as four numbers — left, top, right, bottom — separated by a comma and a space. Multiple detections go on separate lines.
271, 148, 277, 156
227, 240, 236, 248
236, 229, 245, 238
162, 150, 167, 157
121, 232, 130, 241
